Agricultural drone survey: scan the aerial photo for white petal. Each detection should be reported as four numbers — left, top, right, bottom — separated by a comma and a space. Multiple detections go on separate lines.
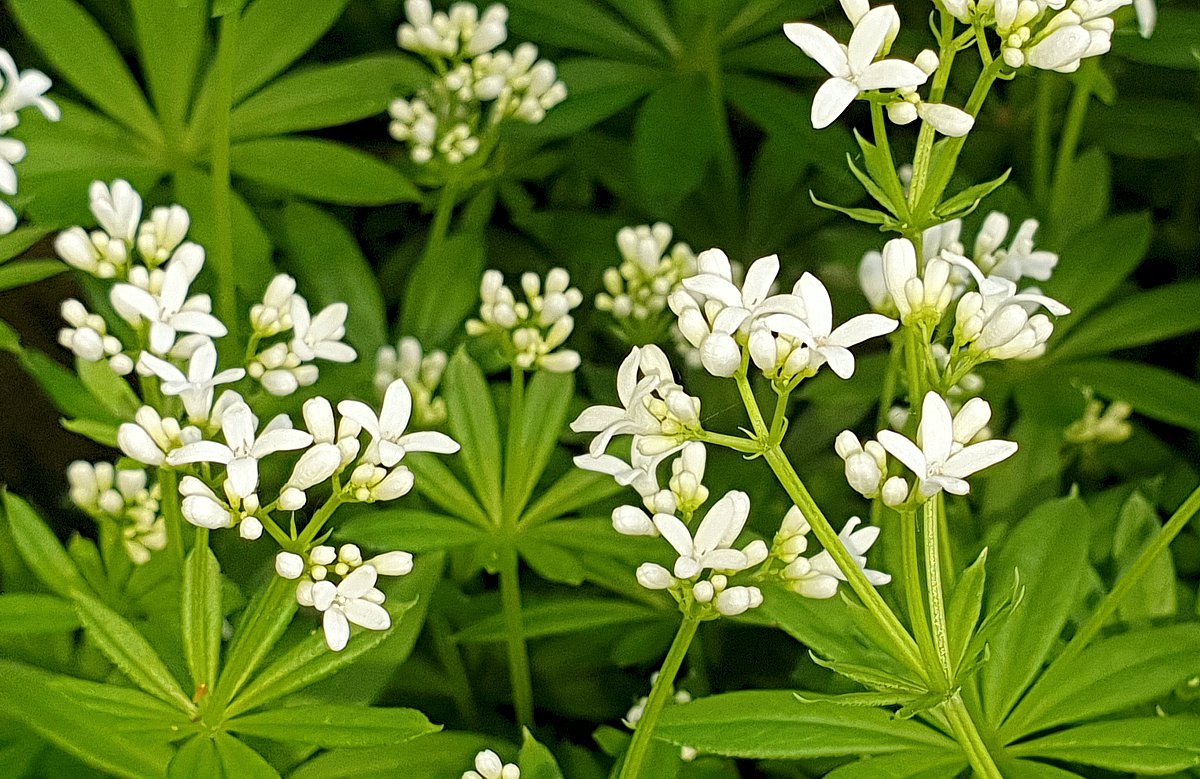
342, 598, 391, 631
828, 313, 898, 347
252, 428, 313, 457
847, 6, 894, 71
783, 23, 851, 78
796, 273, 833, 336
812, 78, 860, 129
226, 457, 259, 498
167, 440, 235, 466
379, 379, 413, 438
338, 564, 379, 598
397, 430, 460, 454
652, 513, 695, 558
857, 59, 929, 91
918, 392, 955, 464
944, 440, 1018, 479
337, 399, 382, 438
741, 255, 780, 307
323, 608, 350, 651
876, 430, 927, 477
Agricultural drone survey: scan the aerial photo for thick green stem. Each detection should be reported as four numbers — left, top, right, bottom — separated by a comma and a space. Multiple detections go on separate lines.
1051, 60, 1097, 202
619, 612, 701, 779
900, 508, 937, 665
904, 325, 928, 409
768, 387, 792, 445
158, 467, 185, 567
696, 430, 760, 454
944, 693, 1004, 779
210, 12, 240, 344
499, 548, 535, 730
923, 499, 953, 685
870, 101, 909, 212
1059, 482, 1200, 664
423, 180, 459, 266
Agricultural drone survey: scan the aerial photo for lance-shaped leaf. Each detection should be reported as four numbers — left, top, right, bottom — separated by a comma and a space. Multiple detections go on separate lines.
2, 491, 91, 599
182, 538, 223, 692
1009, 717, 1200, 774
228, 704, 439, 748
443, 351, 504, 523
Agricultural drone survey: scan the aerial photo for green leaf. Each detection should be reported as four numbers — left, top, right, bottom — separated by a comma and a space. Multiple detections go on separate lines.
214, 574, 298, 707
174, 167, 275, 295
443, 352, 503, 523
518, 538, 587, 585
505, 371, 573, 520
232, 0, 353, 101
0, 259, 65, 291
1055, 280, 1200, 360
2, 491, 91, 599
225, 602, 411, 718
401, 232, 484, 349
6, 344, 119, 424
9, 0, 161, 141
405, 453, 493, 528
229, 704, 439, 747
75, 357, 141, 420
1010, 717, 1200, 773
519, 728, 565, 779
520, 469, 624, 526
456, 597, 660, 643
1043, 213, 1152, 336
339, 508, 487, 553
231, 54, 431, 141
61, 417, 120, 447
825, 749, 969, 778
1113, 491, 1177, 620
0, 592, 80, 634
506, 0, 663, 62
214, 733, 281, 779
0, 226, 54, 264
946, 548, 988, 676
1065, 359, 1200, 433
272, 201, 387, 354
633, 76, 718, 206
980, 497, 1091, 727
1047, 148, 1109, 241
182, 540, 222, 691
845, 154, 901, 219
74, 593, 194, 712
290, 732, 507, 779
936, 169, 1012, 221
655, 691, 957, 759
810, 192, 899, 229
0, 659, 174, 778
1001, 624, 1200, 741
170, 736, 221, 778
130, 0, 208, 130
231, 137, 420, 205
1113, 8, 1200, 69
527, 58, 662, 139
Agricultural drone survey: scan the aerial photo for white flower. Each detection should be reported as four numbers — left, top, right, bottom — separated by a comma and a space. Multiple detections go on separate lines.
110, 245, 225, 354
312, 565, 390, 652
668, 441, 709, 512
179, 475, 233, 530
916, 102, 974, 137
0, 137, 25, 197
761, 272, 897, 379
347, 462, 416, 502
877, 392, 1017, 497
574, 448, 676, 515
881, 237, 954, 325
785, 517, 890, 598
338, 378, 460, 468
972, 212, 1058, 283
635, 562, 676, 590
118, 406, 202, 466
58, 298, 133, 374
784, 6, 927, 129
834, 431, 888, 498
652, 491, 763, 579
89, 180, 142, 244
136, 205, 190, 266
0, 49, 60, 129
276, 551, 306, 579
464, 748, 520, 779
375, 336, 448, 427
279, 444, 343, 510
249, 274, 298, 337
138, 340, 244, 423
715, 585, 764, 616
290, 298, 356, 363
54, 226, 126, 278
467, 268, 582, 372
167, 401, 313, 499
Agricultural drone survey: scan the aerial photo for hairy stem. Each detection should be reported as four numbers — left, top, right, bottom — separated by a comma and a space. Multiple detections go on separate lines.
499, 548, 535, 730
1059, 481, 1200, 664
619, 612, 701, 779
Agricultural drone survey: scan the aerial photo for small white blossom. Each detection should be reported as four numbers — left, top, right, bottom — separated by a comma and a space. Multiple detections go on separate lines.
784, 517, 890, 599
467, 268, 582, 372
652, 491, 763, 580
67, 462, 164, 564
135, 205, 190, 266
972, 212, 1058, 283
877, 392, 1017, 497
57, 298, 133, 375
834, 431, 889, 498
882, 237, 954, 325
597, 222, 697, 328
375, 336, 448, 427
110, 244, 225, 355
138, 340, 244, 423
89, 180, 142, 244
0, 49, 60, 130
249, 274, 298, 337
346, 462, 416, 503
338, 378, 460, 468
290, 298, 356, 363
312, 564, 390, 652
118, 406, 203, 466
784, 6, 927, 129
463, 748, 520, 779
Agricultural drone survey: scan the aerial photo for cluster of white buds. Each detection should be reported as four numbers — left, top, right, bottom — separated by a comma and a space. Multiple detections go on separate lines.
1065, 394, 1134, 445
595, 223, 698, 332
0, 49, 60, 234
605, 441, 710, 536
177, 475, 264, 540
276, 545, 413, 652
118, 405, 204, 467
67, 462, 165, 564
625, 678, 697, 762
58, 298, 134, 375
971, 212, 1058, 283
374, 336, 448, 428
982, 0, 1132, 73
784, 3, 971, 134
463, 749, 520, 779
774, 509, 891, 599
246, 274, 357, 396
834, 431, 909, 506
389, 2, 566, 168
951, 270, 1069, 363
632, 491, 768, 618
466, 268, 582, 372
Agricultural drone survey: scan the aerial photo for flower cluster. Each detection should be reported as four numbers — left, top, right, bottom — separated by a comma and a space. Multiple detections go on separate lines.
388, 1, 566, 168
246, 274, 357, 396
1065, 393, 1133, 445
463, 749, 519, 779
966, 0, 1133, 73
276, 544, 413, 651
0, 49, 59, 234
595, 223, 697, 339
375, 336, 448, 428
768, 507, 890, 599
466, 267, 582, 372
67, 462, 165, 564
785, 2, 973, 136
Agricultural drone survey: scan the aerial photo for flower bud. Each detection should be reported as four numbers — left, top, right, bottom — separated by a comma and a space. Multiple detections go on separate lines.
275, 552, 305, 579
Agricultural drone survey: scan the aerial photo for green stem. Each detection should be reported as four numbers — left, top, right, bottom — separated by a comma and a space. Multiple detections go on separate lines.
498, 548, 535, 730
1050, 59, 1097, 205
158, 468, 185, 567
901, 508, 937, 666
210, 11, 240, 345
904, 325, 927, 410
870, 101, 909, 212
424, 180, 459, 266
768, 387, 792, 445
431, 612, 480, 729
696, 430, 760, 455
876, 334, 903, 430
1032, 72, 1055, 206
923, 499, 953, 684
619, 612, 701, 779
944, 693, 1003, 779
296, 493, 346, 548
764, 446, 927, 678
1058, 482, 1200, 665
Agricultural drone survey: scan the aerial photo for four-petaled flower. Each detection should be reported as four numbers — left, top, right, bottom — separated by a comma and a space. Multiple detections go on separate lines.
338, 378, 460, 467
878, 392, 1017, 496
311, 564, 390, 652
110, 246, 226, 354
652, 490, 765, 579
784, 6, 927, 129
138, 340, 244, 423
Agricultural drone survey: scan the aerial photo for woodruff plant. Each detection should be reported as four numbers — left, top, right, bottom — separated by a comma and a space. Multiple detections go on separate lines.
1, 0, 1198, 778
